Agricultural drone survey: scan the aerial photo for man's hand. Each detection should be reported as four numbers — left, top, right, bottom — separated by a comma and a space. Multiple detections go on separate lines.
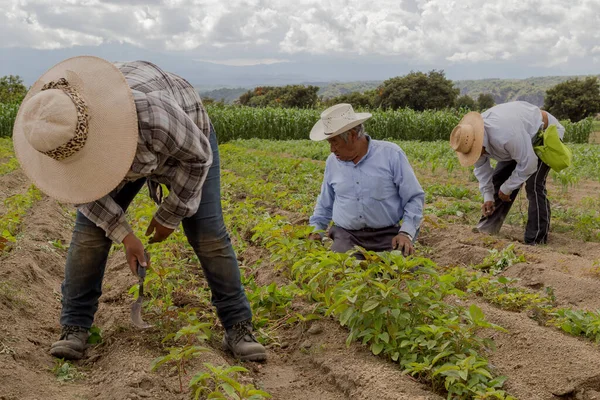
308, 232, 322, 241
498, 190, 512, 202
392, 233, 415, 256
482, 201, 495, 217
122, 233, 149, 275
146, 217, 175, 244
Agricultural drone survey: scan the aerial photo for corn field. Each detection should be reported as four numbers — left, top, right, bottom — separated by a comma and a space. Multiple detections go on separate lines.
0, 102, 595, 143
0, 103, 19, 138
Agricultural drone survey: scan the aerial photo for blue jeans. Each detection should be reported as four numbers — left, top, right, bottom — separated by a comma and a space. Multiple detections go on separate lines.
60, 129, 252, 330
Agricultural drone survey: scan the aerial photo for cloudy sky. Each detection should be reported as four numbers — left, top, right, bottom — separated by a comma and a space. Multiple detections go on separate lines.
1, 0, 599, 86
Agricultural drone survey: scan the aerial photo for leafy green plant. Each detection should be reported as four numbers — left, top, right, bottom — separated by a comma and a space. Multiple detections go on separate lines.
549, 308, 600, 342
87, 326, 103, 345
474, 244, 525, 275
51, 359, 84, 382
189, 363, 271, 400
247, 216, 511, 398
151, 345, 209, 392
0, 185, 43, 249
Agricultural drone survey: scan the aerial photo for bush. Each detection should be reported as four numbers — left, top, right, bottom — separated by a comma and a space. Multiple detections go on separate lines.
544, 77, 600, 122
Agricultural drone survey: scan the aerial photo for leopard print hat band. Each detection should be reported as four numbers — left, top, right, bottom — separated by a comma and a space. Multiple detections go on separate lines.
40, 78, 89, 161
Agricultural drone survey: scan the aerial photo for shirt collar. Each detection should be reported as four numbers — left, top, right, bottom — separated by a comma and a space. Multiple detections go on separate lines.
336, 134, 373, 166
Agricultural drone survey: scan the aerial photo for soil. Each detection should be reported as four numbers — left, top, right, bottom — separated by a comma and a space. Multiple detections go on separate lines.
3, 166, 600, 400
0, 184, 442, 400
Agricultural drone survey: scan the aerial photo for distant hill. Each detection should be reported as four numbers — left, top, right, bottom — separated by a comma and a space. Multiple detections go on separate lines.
199, 87, 248, 103
454, 75, 600, 107
199, 75, 600, 107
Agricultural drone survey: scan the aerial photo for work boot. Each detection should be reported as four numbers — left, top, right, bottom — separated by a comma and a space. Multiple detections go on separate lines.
223, 320, 267, 362
50, 325, 90, 360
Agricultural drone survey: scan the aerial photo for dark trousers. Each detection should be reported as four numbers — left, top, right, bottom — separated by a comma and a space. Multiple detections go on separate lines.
477, 159, 551, 244
60, 129, 252, 330
329, 225, 401, 254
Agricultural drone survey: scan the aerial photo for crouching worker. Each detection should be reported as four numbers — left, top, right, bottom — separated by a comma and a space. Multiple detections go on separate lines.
307, 104, 425, 257
449, 101, 565, 245
12, 56, 266, 361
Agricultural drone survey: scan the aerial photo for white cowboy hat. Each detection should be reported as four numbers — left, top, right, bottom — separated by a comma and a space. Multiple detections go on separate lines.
12, 56, 138, 204
310, 103, 372, 141
449, 111, 485, 167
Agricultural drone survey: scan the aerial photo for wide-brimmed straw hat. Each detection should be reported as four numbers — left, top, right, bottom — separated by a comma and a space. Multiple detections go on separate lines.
310, 103, 372, 141
449, 111, 485, 167
13, 56, 138, 204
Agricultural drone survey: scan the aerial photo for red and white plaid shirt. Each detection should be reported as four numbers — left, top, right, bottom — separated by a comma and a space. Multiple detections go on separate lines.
78, 61, 212, 243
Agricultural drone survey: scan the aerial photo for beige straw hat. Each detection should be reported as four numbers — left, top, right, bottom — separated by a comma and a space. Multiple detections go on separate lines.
13, 56, 138, 204
310, 103, 372, 141
449, 111, 485, 167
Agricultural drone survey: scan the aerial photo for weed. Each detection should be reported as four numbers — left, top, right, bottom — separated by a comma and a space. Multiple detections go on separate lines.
51, 359, 84, 382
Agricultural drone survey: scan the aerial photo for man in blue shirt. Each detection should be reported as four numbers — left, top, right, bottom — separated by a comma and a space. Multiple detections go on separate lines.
450, 101, 565, 245
307, 104, 425, 256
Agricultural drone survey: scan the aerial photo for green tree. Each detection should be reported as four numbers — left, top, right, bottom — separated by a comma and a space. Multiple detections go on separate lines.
477, 93, 495, 110
0, 75, 27, 104
376, 70, 459, 111
239, 85, 319, 108
322, 90, 377, 109
456, 94, 477, 110
544, 77, 600, 122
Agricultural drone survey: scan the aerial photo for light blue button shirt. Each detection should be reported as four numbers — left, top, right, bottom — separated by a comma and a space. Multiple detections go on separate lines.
474, 101, 565, 201
309, 137, 425, 237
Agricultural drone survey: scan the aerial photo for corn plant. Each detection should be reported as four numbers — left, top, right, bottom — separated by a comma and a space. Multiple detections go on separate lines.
0, 103, 19, 138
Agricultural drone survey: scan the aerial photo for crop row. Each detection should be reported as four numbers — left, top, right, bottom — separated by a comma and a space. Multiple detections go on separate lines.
0, 102, 594, 143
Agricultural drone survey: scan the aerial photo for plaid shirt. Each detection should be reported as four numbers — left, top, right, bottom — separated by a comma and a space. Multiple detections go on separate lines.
78, 61, 212, 243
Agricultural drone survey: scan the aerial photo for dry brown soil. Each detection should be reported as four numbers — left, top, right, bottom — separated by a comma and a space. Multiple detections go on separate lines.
2, 166, 600, 400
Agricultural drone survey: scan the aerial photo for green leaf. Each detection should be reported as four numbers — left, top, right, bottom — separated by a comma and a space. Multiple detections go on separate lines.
87, 326, 103, 345
497, 276, 509, 284
378, 332, 390, 343
221, 383, 237, 397
362, 299, 380, 312
371, 342, 384, 355
469, 304, 485, 323
339, 307, 354, 326
488, 375, 508, 388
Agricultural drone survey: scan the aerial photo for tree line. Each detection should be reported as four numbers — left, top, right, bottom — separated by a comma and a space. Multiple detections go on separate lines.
3, 72, 600, 122
226, 71, 600, 122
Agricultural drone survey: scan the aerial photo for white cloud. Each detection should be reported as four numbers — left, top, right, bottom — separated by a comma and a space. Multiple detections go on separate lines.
0, 0, 599, 70
195, 58, 290, 66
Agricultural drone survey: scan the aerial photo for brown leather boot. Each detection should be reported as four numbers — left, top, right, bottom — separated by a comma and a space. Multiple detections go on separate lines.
50, 325, 90, 360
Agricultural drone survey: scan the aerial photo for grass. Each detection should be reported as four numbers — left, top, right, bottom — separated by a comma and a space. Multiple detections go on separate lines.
0, 281, 28, 310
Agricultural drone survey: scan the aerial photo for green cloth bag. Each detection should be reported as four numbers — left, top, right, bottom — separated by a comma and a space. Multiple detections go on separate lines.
533, 125, 572, 172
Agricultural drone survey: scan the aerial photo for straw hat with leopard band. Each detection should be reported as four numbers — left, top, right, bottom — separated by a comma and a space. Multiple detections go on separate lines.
12, 56, 138, 204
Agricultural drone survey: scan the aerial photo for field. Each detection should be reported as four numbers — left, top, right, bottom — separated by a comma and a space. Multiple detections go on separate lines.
2, 128, 600, 400
1, 104, 596, 144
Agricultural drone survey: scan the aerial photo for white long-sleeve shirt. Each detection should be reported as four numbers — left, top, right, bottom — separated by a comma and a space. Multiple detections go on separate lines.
474, 101, 565, 202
